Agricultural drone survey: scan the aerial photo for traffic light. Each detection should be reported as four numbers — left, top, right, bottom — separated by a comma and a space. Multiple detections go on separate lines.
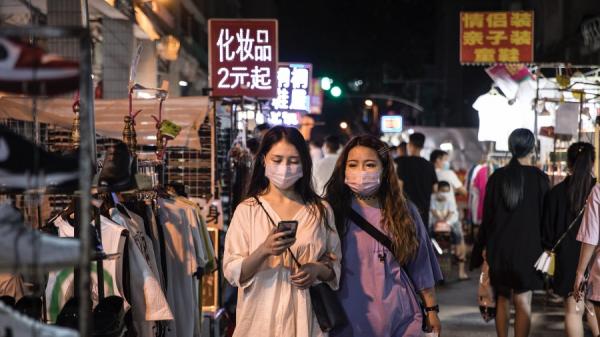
331, 86, 342, 98
321, 77, 333, 91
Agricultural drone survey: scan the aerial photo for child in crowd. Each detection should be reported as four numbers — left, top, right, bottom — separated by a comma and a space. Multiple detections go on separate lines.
430, 181, 469, 280
430, 181, 458, 234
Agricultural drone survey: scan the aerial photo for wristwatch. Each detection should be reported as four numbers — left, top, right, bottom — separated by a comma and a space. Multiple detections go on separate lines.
424, 305, 440, 313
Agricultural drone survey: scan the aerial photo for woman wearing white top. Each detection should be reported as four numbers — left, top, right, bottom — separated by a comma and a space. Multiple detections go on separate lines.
224, 126, 342, 337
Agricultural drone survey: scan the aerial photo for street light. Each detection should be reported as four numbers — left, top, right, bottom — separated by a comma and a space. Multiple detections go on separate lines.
364, 99, 373, 107
178, 80, 188, 87
440, 142, 454, 152
321, 77, 333, 91
340, 121, 348, 130
331, 86, 342, 98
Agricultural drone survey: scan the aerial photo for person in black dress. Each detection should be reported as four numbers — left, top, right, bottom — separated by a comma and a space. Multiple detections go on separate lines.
480, 129, 550, 337
542, 142, 598, 337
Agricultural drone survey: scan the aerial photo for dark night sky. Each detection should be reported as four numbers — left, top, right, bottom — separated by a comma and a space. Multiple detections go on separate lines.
243, 0, 600, 133
277, 1, 437, 81
269, 0, 498, 134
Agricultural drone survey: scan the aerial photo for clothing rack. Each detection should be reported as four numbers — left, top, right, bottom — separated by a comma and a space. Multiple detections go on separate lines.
1, 27, 214, 337
532, 69, 600, 186
533, 65, 600, 143
0, 19, 96, 337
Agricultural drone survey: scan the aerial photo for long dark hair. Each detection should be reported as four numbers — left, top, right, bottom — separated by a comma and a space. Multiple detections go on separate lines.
502, 128, 535, 210
567, 142, 595, 213
324, 135, 418, 265
245, 126, 329, 227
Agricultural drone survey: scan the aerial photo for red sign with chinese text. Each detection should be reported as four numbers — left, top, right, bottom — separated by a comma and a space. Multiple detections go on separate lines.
208, 19, 278, 98
460, 11, 534, 64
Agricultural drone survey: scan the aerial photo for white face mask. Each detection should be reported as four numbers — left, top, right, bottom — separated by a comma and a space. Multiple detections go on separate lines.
436, 191, 452, 202
345, 170, 381, 196
265, 163, 303, 190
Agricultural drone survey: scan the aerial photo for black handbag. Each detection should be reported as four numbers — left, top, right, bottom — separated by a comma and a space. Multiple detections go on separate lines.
254, 197, 348, 332
347, 209, 433, 332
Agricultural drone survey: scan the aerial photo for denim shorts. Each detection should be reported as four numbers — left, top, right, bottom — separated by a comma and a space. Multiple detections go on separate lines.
450, 222, 464, 245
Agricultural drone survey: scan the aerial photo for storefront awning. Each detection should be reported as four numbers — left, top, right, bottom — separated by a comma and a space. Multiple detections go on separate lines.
0, 95, 210, 150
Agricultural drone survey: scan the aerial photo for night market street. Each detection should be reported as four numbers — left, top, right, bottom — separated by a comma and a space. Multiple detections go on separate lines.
2, 1, 600, 337
438, 273, 589, 337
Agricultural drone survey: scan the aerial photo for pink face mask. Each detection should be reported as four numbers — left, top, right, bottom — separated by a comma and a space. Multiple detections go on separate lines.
265, 163, 304, 190
345, 170, 381, 196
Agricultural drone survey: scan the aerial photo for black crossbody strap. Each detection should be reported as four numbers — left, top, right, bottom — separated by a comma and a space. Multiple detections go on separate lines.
347, 209, 394, 254
254, 196, 277, 227
253, 196, 302, 268
347, 208, 429, 315
551, 206, 585, 252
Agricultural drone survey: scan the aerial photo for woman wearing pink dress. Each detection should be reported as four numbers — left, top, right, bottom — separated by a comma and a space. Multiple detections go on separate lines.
575, 182, 600, 328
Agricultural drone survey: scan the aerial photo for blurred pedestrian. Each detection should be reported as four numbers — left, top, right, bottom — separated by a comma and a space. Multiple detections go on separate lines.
254, 123, 270, 141
326, 135, 443, 337
246, 137, 260, 157
223, 126, 341, 337
430, 150, 467, 196
573, 161, 600, 331
398, 141, 408, 157
313, 135, 341, 196
430, 181, 469, 280
389, 145, 399, 159
543, 142, 597, 337
480, 128, 549, 337
430, 149, 469, 280
395, 133, 438, 225
309, 139, 324, 163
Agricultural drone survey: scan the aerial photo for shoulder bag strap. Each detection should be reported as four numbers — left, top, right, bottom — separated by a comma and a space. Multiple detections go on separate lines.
347, 208, 394, 254
253, 196, 302, 268
347, 208, 428, 312
551, 206, 586, 252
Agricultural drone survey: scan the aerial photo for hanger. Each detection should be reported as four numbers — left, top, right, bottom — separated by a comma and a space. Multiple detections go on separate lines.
155, 186, 171, 199
489, 84, 500, 96
51, 197, 104, 227
60, 199, 77, 227
108, 192, 132, 219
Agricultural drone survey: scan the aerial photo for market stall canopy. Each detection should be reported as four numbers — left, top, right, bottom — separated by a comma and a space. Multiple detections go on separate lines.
410, 127, 487, 171
0, 96, 209, 150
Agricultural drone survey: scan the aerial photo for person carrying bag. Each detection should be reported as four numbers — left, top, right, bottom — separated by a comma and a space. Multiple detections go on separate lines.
347, 209, 438, 333
324, 135, 443, 337
223, 126, 342, 337
541, 142, 598, 337
255, 197, 347, 332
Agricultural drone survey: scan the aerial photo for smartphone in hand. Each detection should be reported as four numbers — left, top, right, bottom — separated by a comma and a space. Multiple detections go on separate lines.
277, 220, 298, 239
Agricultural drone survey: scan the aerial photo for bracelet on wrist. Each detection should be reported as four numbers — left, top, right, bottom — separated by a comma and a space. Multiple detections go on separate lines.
424, 305, 439, 313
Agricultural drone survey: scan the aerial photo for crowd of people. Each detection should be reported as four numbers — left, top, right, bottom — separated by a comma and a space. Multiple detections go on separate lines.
222, 124, 600, 337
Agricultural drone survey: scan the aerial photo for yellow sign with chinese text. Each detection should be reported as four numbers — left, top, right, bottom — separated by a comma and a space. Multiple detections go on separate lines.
460, 11, 534, 64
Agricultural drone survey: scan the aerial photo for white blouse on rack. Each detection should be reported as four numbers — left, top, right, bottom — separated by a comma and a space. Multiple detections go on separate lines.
224, 197, 341, 337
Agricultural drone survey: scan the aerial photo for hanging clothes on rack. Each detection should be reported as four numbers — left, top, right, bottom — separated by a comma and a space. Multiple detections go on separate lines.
173, 195, 216, 271
467, 162, 499, 226
468, 164, 486, 226
0, 274, 24, 301
125, 200, 168, 291
45, 215, 129, 323
46, 211, 174, 337
110, 204, 174, 336
175, 195, 216, 337
156, 196, 214, 337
